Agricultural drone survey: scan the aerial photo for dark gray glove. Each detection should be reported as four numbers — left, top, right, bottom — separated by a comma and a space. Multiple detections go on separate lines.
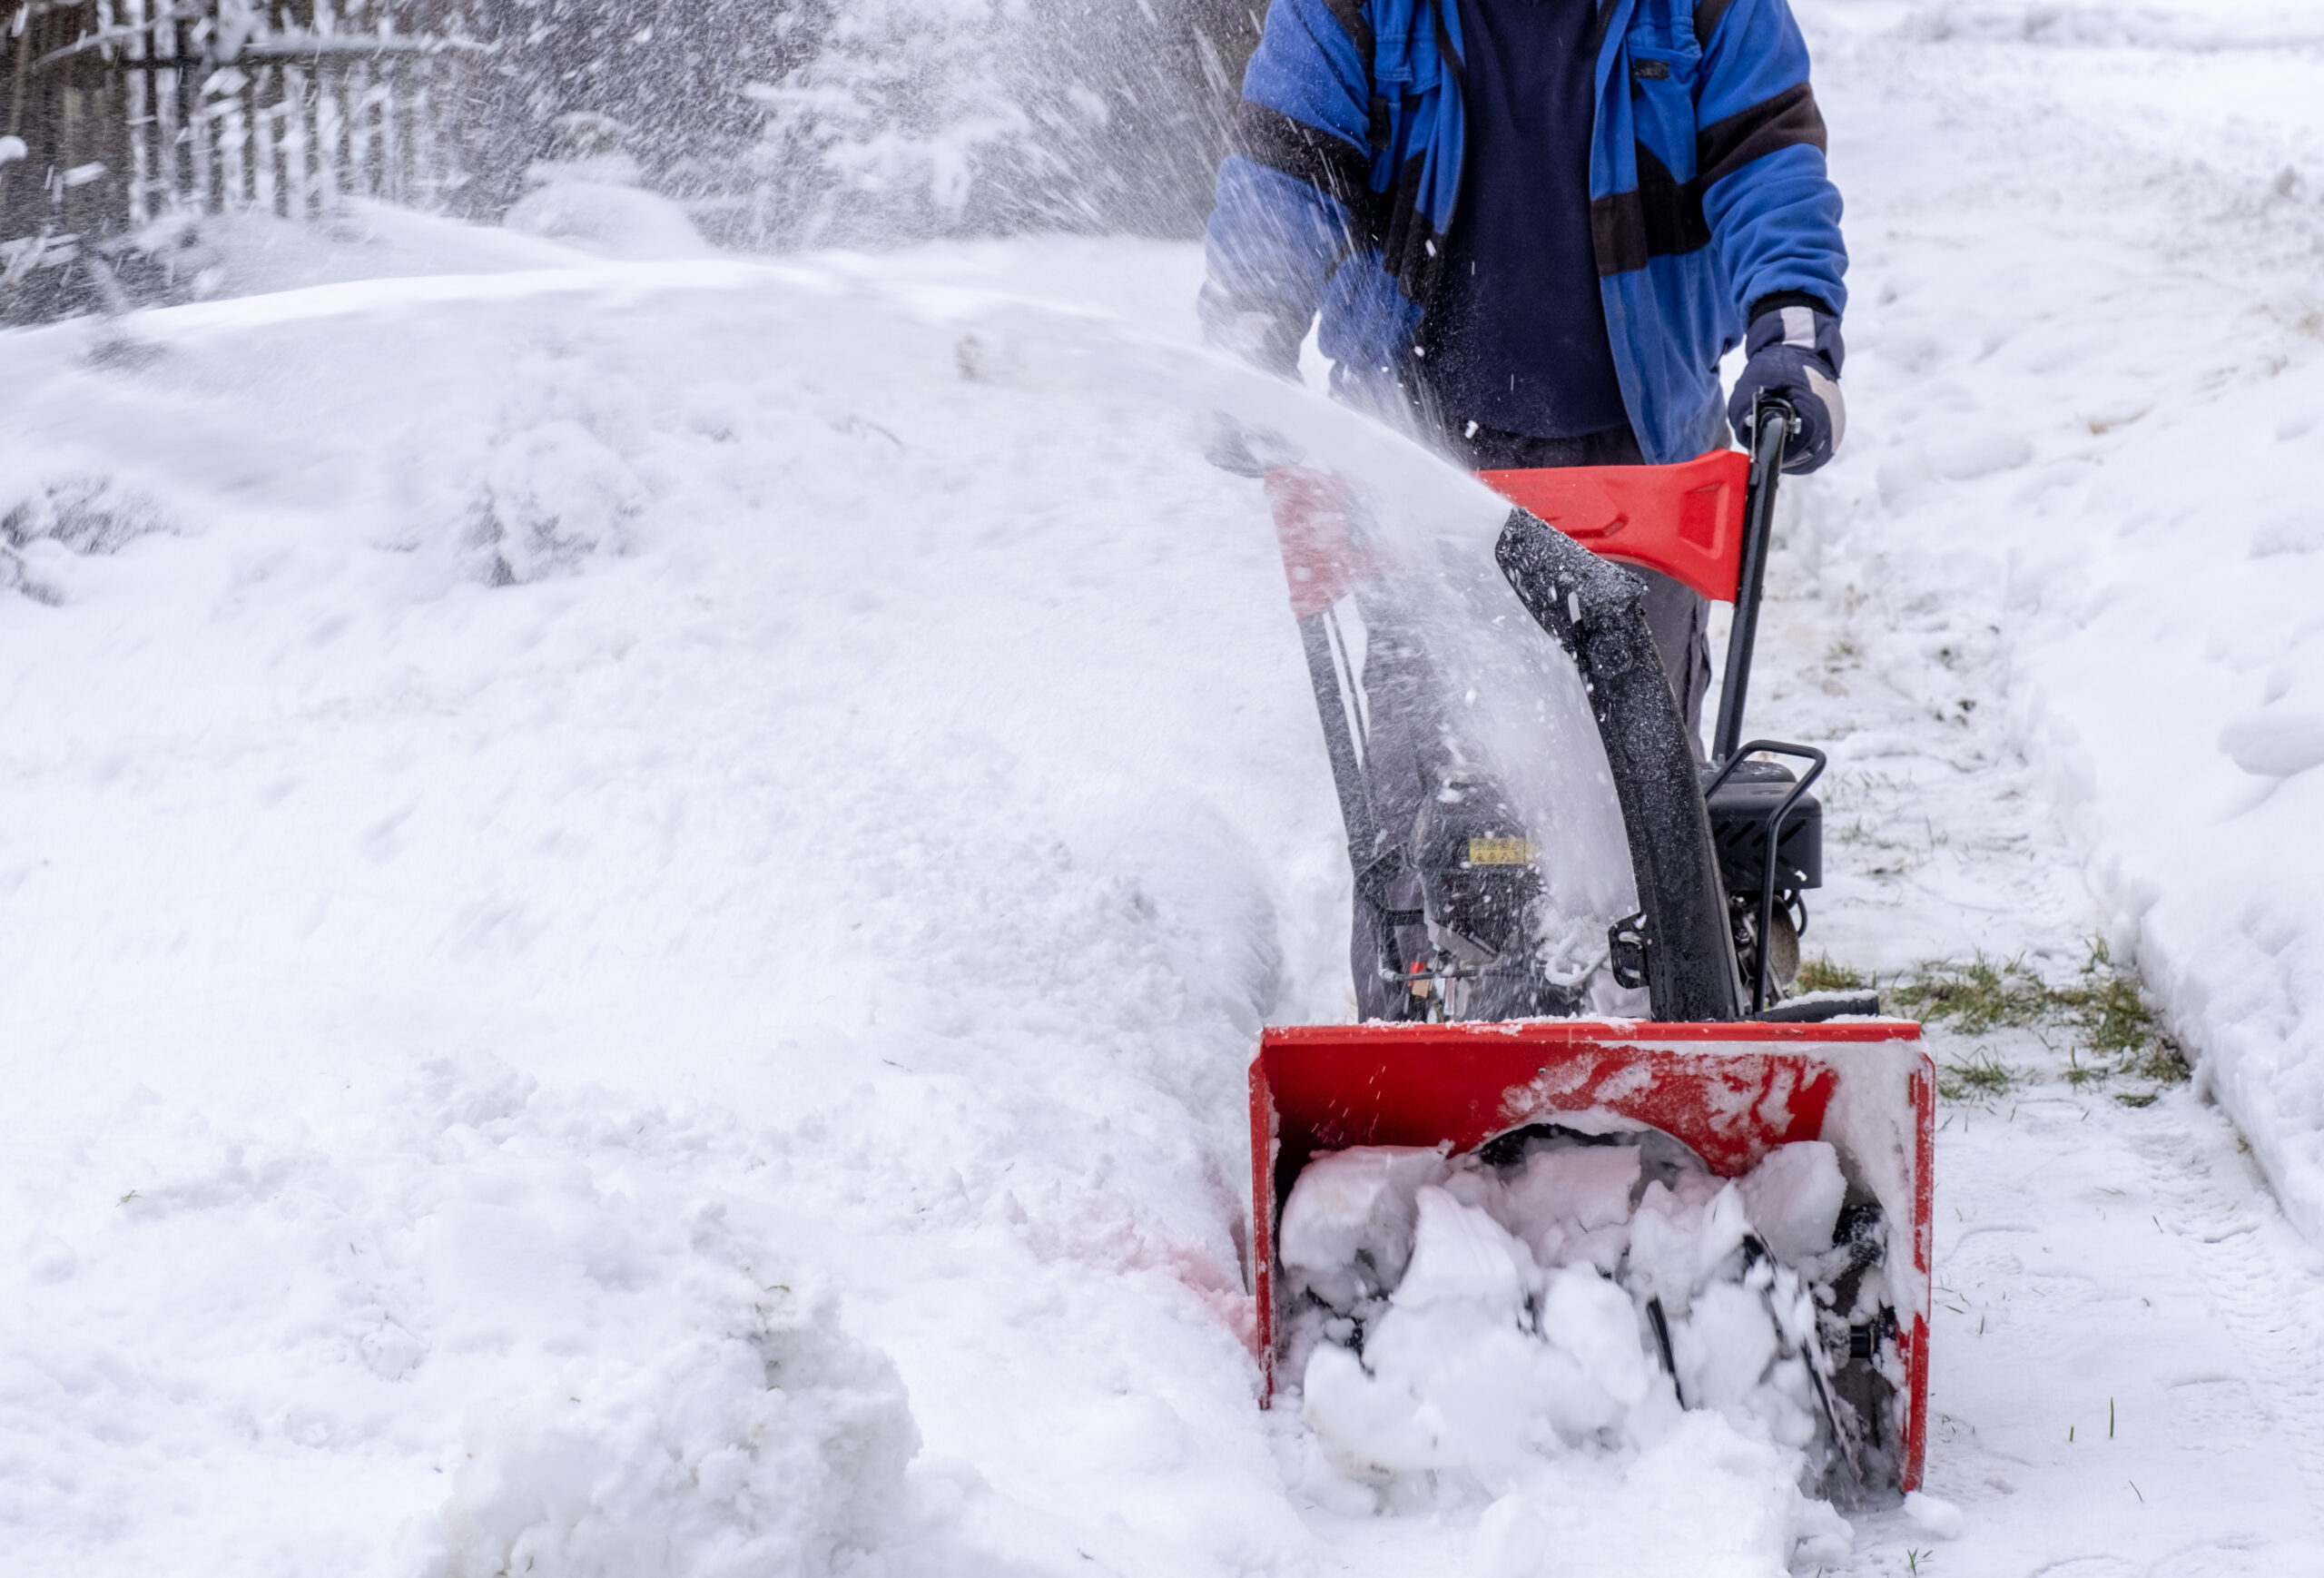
1728, 299, 1846, 473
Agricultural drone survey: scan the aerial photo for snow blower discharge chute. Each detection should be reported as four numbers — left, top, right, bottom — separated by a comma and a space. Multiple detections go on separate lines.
1249, 402, 1935, 1496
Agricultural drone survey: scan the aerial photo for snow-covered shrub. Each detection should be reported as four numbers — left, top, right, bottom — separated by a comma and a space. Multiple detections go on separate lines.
0, 475, 179, 602
503, 113, 715, 259
2, 476, 175, 557
468, 415, 648, 585
742, 0, 1044, 248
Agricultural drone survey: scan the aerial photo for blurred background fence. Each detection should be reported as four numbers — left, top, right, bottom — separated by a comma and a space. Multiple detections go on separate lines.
3, 1, 485, 316
2, 0, 1255, 321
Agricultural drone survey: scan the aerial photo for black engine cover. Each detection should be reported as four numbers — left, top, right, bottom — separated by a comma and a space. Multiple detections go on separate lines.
1705, 759, 1822, 896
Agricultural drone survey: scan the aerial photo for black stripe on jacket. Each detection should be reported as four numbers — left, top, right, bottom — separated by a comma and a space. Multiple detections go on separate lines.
1230, 99, 1371, 212
1230, 100, 1450, 309
1590, 82, 1827, 276
1691, 0, 1738, 42
1320, 0, 1374, 61
1698, 81, 1827, 189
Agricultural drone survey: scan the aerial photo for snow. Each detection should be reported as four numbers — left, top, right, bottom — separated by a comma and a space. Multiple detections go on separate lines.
1490, 1140, 1641, 1268
1710, 4, 2324, 1567
504, 176, 716, 261
1738, 1141, 1848, 1267
1901, 1490, 1963, 1542
1278, 1145, 1450, 1310
1296, 1176, 1829, 1573
0, 237, 1338, 1575
5, 0, 2324, 1570
1891, 1023, 2324, 1575
0, 221, 1649, 1575
1280, 1128, 1880, 1560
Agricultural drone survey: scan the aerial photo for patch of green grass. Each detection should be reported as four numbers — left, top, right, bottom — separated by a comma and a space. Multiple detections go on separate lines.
1797, 956, 1871, 994
2074, 965, 2154, 1058
2122, 1039, 2193, 1085
2053, 944, 2190, 1091
1889, 957, 2053, 1035
1817, 942, 2191, 1100
2067, 945, 2195, 1085
1937, 1048, 2023, 1102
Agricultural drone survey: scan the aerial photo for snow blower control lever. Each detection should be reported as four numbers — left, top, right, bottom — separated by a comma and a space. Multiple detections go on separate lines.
1714, 396, 1797, 764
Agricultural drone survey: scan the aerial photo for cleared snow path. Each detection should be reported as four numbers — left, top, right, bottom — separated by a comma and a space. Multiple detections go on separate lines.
1797, 0, 2324, 1242
1738, 2, 2324, 1571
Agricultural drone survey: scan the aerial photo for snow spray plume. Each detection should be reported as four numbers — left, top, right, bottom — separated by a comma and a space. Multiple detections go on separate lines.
472, 0, 827, 220
480, 0, 1254, 249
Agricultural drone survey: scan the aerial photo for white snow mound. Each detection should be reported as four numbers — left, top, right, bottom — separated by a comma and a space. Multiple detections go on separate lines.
421, 1261, 917, 1578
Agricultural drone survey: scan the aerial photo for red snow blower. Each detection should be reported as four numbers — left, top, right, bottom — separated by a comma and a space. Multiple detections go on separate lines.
1250, 401, 1934, 1494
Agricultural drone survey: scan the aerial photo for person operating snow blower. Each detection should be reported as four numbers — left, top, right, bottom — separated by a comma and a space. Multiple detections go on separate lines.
1202, 0, 1848, 1021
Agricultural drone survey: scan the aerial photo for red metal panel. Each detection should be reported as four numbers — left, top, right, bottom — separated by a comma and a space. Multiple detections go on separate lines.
1249, 1050, 1280, 1405
1903, 1060, 1936, 1493
1477, 449, 1751, 606
1258, 1033, 1838, 1175
1248, 1017, 1932, 1490
1261, 468, 1370, 618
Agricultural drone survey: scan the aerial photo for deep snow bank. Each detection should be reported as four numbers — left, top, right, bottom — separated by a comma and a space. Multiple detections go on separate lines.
0, 237, 1817, 1575
0, 244, 1322, 1574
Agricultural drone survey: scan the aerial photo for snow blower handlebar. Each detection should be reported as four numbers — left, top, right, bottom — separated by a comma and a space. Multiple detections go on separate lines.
1712, 394, 1797, 765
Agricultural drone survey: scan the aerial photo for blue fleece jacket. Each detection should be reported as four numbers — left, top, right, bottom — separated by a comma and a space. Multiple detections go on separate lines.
1200, 0, 1847, 463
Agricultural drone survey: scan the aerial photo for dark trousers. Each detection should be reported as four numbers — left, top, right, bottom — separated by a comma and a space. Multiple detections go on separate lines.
1348, 421, 1712, 1020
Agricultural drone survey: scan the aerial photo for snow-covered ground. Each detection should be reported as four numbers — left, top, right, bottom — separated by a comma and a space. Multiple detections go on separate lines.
1797, 0, 2324, 1248
8, 0, 2324, 1573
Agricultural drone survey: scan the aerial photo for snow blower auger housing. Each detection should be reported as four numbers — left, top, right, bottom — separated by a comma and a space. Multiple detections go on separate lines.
1249, 1021, 1935, 1493
1251, 401, 1934, 1494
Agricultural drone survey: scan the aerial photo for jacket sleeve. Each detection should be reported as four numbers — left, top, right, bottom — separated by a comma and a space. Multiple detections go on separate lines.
1199, 0, 1376, 377
1690, 0, 1847, 326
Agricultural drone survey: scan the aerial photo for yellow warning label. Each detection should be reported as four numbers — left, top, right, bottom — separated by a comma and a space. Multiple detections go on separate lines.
1466, 837, 1537, 866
